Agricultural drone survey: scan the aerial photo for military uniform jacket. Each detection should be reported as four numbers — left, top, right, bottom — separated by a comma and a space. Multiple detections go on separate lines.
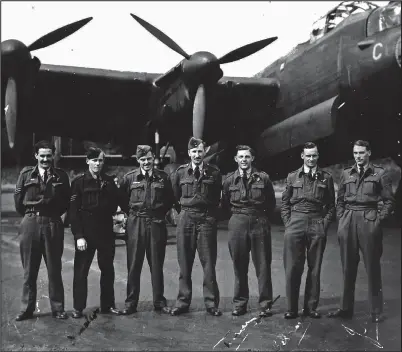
221, 167, 276, 218
336, 163, 394, 220
281, 166, 335, 225
173, 163, 222, 211
119, 168, 174, 218
14, 165, 70, 217
70, 171, 119, 240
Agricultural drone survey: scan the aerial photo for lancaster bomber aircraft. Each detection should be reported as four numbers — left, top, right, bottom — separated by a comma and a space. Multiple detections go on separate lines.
1, 1, 401, 184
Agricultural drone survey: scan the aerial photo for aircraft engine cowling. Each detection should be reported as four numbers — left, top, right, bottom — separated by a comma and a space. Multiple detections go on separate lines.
259, 96, 340, 156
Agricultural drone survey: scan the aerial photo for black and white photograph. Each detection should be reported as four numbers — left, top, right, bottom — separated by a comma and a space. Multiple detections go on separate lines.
1, 1, 401, 351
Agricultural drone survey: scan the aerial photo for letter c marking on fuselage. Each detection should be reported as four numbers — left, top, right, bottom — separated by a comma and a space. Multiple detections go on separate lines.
373, 43, 383, 61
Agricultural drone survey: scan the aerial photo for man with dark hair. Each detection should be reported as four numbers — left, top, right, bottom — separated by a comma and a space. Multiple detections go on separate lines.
119, 145, 175, 315
221, 145, 276, 317
328, 140, 394, 323
14, 140, 70, 321
281, 142, 335, 319
70, 147, 122, 318
170, 137, 222, 317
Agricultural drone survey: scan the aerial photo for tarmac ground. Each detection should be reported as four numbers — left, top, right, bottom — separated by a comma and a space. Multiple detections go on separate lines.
1, 192, 400, 351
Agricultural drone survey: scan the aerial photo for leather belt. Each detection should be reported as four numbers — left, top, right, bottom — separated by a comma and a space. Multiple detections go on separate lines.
181, 206, 216, 216
231, 208, 266, 216
345, 204, 377, 211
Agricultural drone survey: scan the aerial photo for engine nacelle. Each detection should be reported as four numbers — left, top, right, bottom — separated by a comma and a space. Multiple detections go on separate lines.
259, 96, 339, 156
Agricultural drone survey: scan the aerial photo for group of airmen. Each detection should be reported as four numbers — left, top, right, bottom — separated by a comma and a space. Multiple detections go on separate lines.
14, 137, 394, 325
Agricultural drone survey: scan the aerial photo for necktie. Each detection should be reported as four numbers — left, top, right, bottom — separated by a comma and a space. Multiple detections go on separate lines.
144, 172, 152, 207
43, 169, 48, 184
308, 168, 313, 181
359, 166, 364, 178
194, 166, 200, 180
242, 171, 248, 188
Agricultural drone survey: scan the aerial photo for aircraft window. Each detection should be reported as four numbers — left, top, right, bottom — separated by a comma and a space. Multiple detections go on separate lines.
310, 17, 326, 43
311, 1, 379, 41
367, 2, 401, 36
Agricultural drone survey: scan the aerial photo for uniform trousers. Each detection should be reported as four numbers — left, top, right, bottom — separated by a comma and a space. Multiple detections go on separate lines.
283, 212, 327, 313
175, 210, 220, 309
73, 236, 116, 311
228, 213, 273, 310
125, 215, 167, 309
337, 209, 383, 314
19, 214, 65, 314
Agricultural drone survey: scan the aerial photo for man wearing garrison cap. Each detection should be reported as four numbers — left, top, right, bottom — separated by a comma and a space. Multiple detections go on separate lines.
119, 145, 175, 315
69, 147, 122, 318
170, 137, 223, 317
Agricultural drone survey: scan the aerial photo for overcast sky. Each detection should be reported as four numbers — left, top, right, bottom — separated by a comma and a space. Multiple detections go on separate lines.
1, 1, 386, 77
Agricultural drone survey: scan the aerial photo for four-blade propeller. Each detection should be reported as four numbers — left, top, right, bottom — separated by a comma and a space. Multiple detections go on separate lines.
130, 13, 277, 141
2, 17, 93, 148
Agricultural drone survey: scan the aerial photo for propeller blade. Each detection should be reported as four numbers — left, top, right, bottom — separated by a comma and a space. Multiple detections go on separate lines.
218, 36, 277, 65
193, 84, 206, 139
27, 17, 93, 52
5, 77, 17, 148
130, 14, 190, 59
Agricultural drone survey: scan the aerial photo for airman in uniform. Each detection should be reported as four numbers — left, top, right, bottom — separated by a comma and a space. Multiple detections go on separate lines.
281, 142, 335, 319
69, 147, 122, 318
119, 145, 175, 315
328, 140, 394, 323
221, 145, 276, 317
14, 140, 70, 321
170, 137, 222, 317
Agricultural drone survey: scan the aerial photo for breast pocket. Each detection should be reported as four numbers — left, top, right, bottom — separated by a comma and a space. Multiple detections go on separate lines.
344, 178, 357, 197
315, 182, 327, 200
23, 180, 41, 202
50, 182, 63, 197
250, 183, 265, 201
179, 179, 194, 198
130, 183, 145, 203
291, 182, 303, 199
151, 182, 165, 202
363, 177, 379, 196
201, 179, 215, 199
229, 185, 241, 202
83, 187, 100, 208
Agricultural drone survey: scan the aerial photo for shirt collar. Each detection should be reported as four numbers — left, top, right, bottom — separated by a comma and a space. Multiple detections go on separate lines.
191, 162, 203, 171
141, 168, 153, 177
234, 167, 258, 182
238, 168, 252, 177
34, 165, 53, 179
297, 165, 322, 178
303, 165, 317, 175
350, 163, 373, 175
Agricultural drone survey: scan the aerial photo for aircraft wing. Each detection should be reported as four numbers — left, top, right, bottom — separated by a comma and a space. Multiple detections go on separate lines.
23, 64, 160, 144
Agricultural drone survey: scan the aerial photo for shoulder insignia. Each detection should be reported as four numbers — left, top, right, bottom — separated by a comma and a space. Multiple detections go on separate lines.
343, 166, 352, 170
321, 169, 331, 175
20, 166, 34, 174
373, 164, 384, 170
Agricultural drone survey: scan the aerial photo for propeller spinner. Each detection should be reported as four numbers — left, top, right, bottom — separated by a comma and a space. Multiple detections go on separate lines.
1, 17, 93, 148
131, 13, 277, 142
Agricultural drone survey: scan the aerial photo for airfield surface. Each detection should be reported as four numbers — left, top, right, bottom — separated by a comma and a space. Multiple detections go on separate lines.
1, 192, 400, 351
